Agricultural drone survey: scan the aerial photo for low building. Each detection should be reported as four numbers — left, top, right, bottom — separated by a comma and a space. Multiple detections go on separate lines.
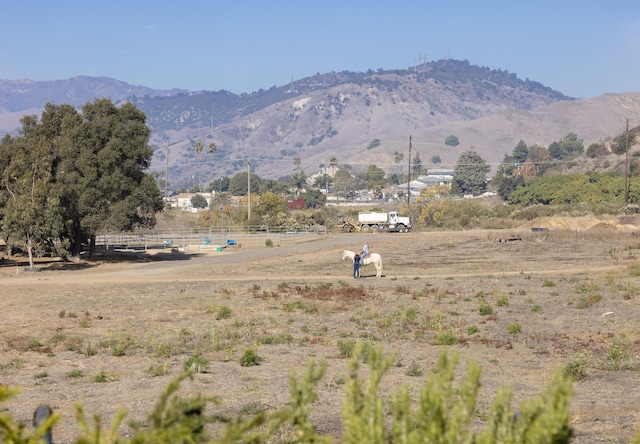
166, 192, 216, 211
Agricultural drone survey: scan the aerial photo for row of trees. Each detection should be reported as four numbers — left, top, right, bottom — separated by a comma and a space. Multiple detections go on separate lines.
0, 99, 163, 267
191, 153, 488, 203
190, 127, 639, 212
492, 133, 587, 200
492, 130, 640, 202
416, 129, 640, 227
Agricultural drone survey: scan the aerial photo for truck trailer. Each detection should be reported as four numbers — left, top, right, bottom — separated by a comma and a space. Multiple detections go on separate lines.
342, 211, 411, 233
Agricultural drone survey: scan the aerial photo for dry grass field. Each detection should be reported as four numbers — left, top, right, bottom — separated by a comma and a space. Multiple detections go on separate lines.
2, 223, 640, 443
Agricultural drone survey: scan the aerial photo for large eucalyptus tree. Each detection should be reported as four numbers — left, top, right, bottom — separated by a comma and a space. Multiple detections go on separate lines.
0, 99, 163, 260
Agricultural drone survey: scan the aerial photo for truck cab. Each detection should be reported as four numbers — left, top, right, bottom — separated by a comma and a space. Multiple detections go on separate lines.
388, 212, 411, 233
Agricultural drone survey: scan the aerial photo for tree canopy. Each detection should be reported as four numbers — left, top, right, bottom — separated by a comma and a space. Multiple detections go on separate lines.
513, 140, 528, 163
549, 133, 584, 160
362, 164, 386, 189
452, 151, 490, 196
508, 172, 631, 205
445, 135, 459, 146
0, 99, 163, 263
191, 194, 209, 209
229, 171, 261, 196
333, 169, 356, 197
302, 188, 327, 209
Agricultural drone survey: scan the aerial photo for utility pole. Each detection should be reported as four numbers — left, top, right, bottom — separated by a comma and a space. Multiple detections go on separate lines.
407, 135, 412, 206
219, 177, 224, 234
247, 160, 251, 221
165, 142, 170, 203
625, 119, 630, 205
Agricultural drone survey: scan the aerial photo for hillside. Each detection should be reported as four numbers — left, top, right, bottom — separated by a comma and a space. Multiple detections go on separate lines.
0, 76, 186, 113
405, 93, 640, 171
2, 60, 640, 189
140, 59, 575, 185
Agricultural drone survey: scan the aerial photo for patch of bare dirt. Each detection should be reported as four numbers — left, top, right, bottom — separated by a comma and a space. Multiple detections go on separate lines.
518, 215, 640, 234
2, 229, 640, 443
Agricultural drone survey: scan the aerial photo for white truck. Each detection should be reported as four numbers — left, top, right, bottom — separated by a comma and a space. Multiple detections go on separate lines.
342, 211, 411, 233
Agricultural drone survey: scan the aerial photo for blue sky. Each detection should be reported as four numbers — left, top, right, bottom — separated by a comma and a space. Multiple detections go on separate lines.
2, 1, 639, 98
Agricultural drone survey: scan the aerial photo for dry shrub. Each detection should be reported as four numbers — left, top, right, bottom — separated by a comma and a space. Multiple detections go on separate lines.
253, 282, 371, 310
299, 282, 369, 305
254, 289, 281, 299
6, 336, 50, 353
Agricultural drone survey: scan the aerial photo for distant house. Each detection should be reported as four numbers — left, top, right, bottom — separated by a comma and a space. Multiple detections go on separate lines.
306, 164, 340, 187
396, 171, 454, 197
167, 192, 215, 212
426, 169, 454, 183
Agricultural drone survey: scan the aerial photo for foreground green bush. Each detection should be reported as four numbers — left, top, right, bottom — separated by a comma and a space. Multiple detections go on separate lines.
0, 346, 604, 443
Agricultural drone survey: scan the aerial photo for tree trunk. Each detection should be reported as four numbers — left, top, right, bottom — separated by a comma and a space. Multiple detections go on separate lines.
26, 233, 35, 270
90, 235, 96, 258
71, 228, 84, 258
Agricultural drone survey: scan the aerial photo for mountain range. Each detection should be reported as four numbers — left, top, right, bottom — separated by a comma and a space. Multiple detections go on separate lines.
1, 59, 640, 190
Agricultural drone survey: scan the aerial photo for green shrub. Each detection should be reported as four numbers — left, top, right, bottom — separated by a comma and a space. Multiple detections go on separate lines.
240, 348, 262, 367
337, 339, 356, 358
93, 370, 109, 382
563, 359, 588, 381
508, 323, 522, 334
575, 293, 602, 309
405, 362, 423, 376
184, 352, 208, 373
146, 363, 171, 377
507, 172, 628, 206
344, 346, 574, 443
259, 333, 294, 345
405, 307, 418, 324
436, 330, 458, 345
605, 334, 632, 370
479, 301, 493, 316
215, 306, 232, 320
67, 369, 84, 378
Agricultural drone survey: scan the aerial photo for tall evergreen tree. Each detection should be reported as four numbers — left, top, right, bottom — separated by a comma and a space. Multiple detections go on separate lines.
1, 130, 64, 268
68, 99, 163, 256
452, 151, 491, 196
513, 140, 529, 163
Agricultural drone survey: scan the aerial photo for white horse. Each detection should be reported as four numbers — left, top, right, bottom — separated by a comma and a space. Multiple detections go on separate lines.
343, 250, 383, 278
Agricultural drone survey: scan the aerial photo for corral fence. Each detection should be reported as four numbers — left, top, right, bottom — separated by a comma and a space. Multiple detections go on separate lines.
94, 226, 328, 252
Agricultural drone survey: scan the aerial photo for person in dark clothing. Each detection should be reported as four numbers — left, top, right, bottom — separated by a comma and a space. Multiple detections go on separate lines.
353, 252, 361, 278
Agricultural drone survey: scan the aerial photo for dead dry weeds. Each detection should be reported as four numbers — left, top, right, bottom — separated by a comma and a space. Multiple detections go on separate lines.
2, 225, 640, 443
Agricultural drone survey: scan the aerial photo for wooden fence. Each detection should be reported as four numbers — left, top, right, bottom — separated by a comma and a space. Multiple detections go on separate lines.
94, 226, 328, 252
